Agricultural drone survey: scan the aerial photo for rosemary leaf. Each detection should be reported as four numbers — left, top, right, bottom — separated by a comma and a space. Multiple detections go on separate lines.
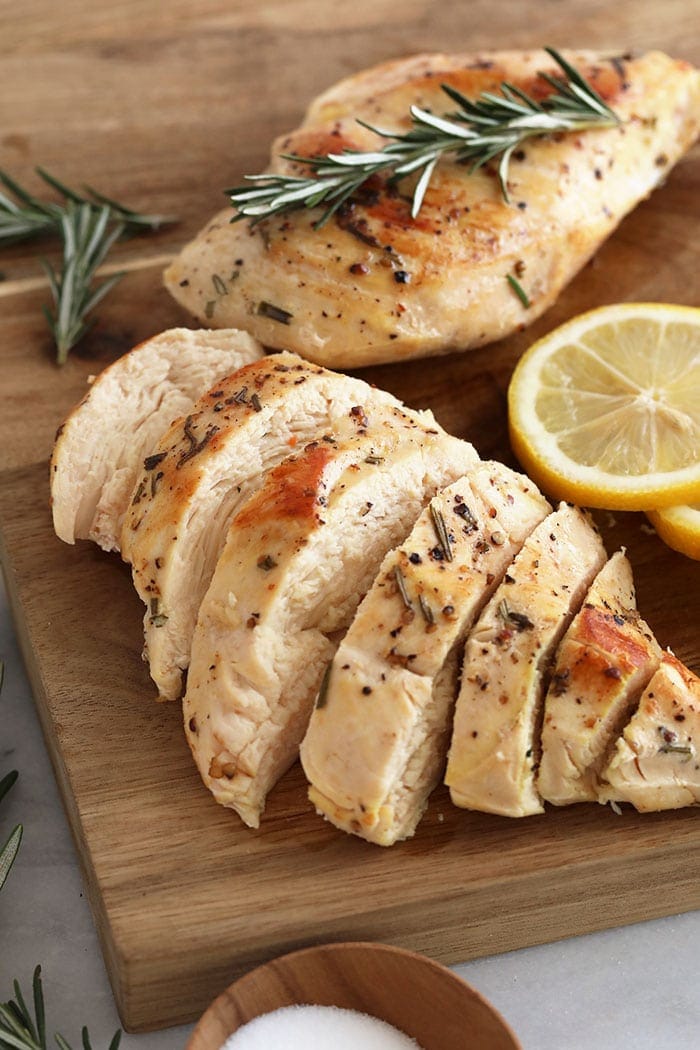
228, 49, 620, 226
31, 970, 45, 1050
0, 1008, 37, 1050
506, 273, 530, 307
0, 770, 18, 807
9, 984, 34, 1048
0, 171, 60, 246
0, 825, 22, 893
315, 663, 332, 709
394, 565, 413, 610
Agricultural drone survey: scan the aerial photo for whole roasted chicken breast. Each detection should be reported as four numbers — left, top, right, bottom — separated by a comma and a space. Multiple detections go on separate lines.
165, 49, 700, 367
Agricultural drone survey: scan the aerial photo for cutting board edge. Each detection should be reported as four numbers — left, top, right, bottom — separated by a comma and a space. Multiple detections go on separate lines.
114, 839, 700, 1031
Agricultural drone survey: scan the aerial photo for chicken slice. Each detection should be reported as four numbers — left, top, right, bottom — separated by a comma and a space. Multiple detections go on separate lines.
50, 328, 263, 552
184, 426, 473, 828
165, 50, 700, 368
538, 551, 662, 805
598, 653, 700, 811
445, 504, 606, 817
122, 351, 454, 700
301, 462, 551, 846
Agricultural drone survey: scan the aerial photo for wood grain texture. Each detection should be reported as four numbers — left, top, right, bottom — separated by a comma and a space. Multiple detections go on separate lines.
0, 0, 699, 1033
186, 942, 521, 1050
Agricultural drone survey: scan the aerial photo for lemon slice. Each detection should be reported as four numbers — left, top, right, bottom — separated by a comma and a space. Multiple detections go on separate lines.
508, 303, 700, 510
647, 504, 700, 560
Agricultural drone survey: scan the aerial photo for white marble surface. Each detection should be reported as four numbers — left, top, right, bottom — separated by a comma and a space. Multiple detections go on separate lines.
1, 574, 698, 1049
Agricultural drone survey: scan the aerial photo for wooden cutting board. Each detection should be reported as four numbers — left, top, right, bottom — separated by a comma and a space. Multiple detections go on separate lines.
1, 0, 699, 1033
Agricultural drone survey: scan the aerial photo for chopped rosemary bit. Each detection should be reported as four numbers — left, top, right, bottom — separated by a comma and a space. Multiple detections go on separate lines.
227, 49, 620, 226
430, 503, 453, 562
204, 299, 216, 318
364, 454, 384, 464
212, 272, 228, 295
498, 599, 534, 631
147, 597, 168, 628
257, 300, 293, 325
506, 272, 530, 307
315, 663, 332, 709
130, 479, 146, 505
454, 501, 478, 530
177, 416, 220, 468
143, 452, 167, 471
394, 565, 413, 610
418, 594, 435, 626
658, 743, 694, 755
257, 554, 277, 571
150, 471, 163, 498
250, 392, 262, 412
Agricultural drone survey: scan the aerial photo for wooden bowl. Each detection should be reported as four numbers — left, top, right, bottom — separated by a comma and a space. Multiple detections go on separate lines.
187, 941, 521, 1049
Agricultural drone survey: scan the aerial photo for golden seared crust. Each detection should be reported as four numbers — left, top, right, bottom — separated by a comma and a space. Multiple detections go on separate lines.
538, 551, 662, 805
183, 426, 474, 827
165, 50, 700, 367
599, 652, 700, 812
301, 462, 551, 845
122, 352, 323, 560
121, 351, 449, 700
445, 503, 607, 817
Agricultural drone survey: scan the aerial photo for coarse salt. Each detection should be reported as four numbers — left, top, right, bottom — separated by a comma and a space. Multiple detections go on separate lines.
220, 1003, 425, 1049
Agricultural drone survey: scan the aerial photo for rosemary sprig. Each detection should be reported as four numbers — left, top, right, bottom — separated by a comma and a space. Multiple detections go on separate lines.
228, 48, 620, 227
0, 967, 121, 1050
0, 167, 174, 247
0, 168, 176, 362
41, 203, 126, 365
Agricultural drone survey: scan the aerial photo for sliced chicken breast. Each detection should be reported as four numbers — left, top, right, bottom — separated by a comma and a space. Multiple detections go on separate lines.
301, 462, 551, 845
165, 50, 700, 367
122, 351, 451, 700
184, 426, 473, 828
445, 503, 606, 817
599, 652, 700, 811
50, 328, 263, 552
538, 551, 662, 805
